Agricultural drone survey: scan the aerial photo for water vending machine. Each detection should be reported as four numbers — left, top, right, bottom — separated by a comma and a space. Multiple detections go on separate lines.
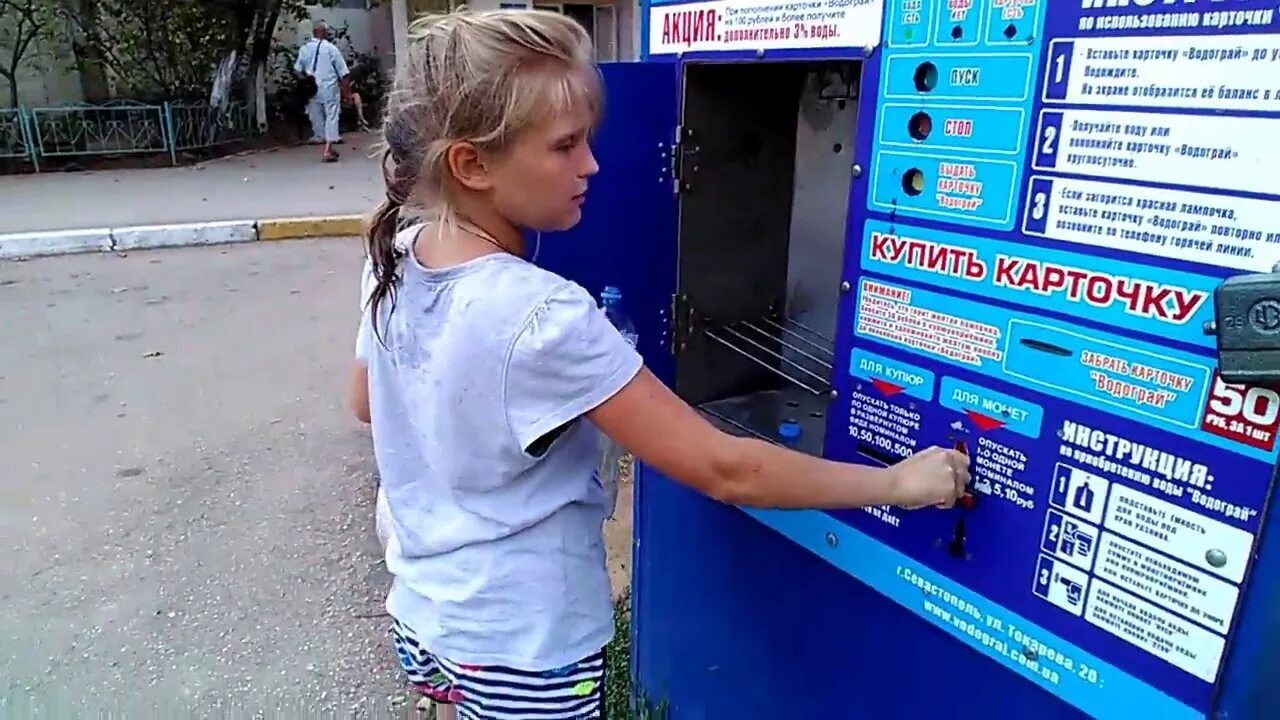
533, 1, 1280, 717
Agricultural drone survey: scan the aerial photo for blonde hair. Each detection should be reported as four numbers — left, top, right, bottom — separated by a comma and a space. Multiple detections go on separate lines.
364, 8, 603, 342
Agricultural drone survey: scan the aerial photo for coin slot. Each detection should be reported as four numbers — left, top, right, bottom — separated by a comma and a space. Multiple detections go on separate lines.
948, 516, 968, 558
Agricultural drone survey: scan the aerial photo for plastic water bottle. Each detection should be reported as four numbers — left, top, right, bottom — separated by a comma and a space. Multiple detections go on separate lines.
597, 286, 636, 518
601, 286, 639, 347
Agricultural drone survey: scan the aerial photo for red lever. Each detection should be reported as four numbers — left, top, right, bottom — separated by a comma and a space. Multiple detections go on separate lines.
953, 438, 975, 509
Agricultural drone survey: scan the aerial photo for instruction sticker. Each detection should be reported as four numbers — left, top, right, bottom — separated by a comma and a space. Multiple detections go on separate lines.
850, 280, 1262, 460
1031, 109, 1278, 196
1084, 580, 1226, 684
1041, 510, 1101, 571
1103, 482, 1254, 584
1021, 175, 1280, 272
646, 0, 886, 56
1034, 555, 1091, 616
1043, 34, 1280, 111
1093, 531, 1240, 635
1005, 320, 1210, 429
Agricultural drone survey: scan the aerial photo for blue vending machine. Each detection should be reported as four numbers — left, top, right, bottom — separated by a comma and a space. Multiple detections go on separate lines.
535, 1, 1280, 717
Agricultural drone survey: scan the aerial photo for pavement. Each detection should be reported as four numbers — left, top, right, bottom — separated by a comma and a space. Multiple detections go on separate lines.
0, 134, 385, 258
0, 238, 401, 716
0, 237, 635, 717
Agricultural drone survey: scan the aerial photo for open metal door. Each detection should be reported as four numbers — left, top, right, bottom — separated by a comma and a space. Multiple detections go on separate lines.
531, 61, 679, 382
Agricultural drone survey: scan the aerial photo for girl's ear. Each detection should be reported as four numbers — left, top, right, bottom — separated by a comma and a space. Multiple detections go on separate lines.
444, 141, 492, 192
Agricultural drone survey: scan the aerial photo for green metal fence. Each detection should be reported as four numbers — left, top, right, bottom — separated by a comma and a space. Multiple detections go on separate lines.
166, 101, 256, 158
3, 100, 258, 171
0, 107, 35, 167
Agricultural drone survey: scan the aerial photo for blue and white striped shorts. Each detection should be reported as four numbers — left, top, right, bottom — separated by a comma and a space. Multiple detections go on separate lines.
390, 617, 607, 720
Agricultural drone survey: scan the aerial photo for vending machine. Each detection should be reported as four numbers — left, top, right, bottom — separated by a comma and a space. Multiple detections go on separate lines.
533, 1, 1280, 717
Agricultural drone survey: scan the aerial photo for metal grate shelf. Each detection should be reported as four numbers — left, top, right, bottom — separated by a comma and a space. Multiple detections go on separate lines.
702, 315, 835, 397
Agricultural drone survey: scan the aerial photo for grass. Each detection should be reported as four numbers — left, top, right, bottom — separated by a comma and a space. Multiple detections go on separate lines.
604, 588, 669, 719
604, 588, 633, 717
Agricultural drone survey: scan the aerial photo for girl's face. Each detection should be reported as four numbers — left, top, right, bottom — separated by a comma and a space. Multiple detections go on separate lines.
485, 105, 599, 233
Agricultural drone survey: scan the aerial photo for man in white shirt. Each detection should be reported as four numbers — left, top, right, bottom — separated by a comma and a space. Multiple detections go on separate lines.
294, 18, 350, 162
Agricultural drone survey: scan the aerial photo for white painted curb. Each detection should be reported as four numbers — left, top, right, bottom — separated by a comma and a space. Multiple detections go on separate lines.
113, 220, 258, 252
0, 215, 361, 260
0, 228, 113, 259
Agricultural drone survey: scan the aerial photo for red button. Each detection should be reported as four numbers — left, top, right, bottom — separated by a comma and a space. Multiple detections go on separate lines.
958, 494, 976, 510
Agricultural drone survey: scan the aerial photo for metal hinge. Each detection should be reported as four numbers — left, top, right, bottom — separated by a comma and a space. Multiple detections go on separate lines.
669, 125, 683, 195
670, 293, 694, 355
671, 125, 699, 195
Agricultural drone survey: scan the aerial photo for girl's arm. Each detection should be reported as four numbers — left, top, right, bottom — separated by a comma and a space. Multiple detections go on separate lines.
587, 367, 967, 511
348, 360, 370, 424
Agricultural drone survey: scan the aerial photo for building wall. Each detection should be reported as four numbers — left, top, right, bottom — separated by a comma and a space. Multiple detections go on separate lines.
7, 30, 84, 107
276, 3, 395, 94
286, 3, 395, 67
400, 0, 640, 62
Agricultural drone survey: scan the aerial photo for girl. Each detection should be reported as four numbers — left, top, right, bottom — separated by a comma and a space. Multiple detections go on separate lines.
354, 9, 968, 720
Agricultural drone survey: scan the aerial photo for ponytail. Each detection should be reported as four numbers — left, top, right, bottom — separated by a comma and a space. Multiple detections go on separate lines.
365, 147, 412, 348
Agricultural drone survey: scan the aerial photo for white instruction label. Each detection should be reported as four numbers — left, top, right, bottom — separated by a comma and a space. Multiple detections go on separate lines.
1033, 554, 1091, 617
1033, 109, 1276, 196
1085, 579, 1225, 683
1104, 483, 1253, 584
1041, 510, 1101, 572
1094, 531, 1240, 635
1050, 464, 1109, 526
1022, 174, 1280, 272
1043, 34, 1280, 111
647, 0, 884, 55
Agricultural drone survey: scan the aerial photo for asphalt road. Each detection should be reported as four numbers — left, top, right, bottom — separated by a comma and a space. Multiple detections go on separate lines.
0, 238, 413, 717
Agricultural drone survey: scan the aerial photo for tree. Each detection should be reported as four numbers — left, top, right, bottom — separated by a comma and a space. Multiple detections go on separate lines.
49, 0, 318, 103
0, 0, 59, 108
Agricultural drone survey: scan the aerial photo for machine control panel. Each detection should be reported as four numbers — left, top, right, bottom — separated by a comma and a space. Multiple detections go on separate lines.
829, 1, 1280, 718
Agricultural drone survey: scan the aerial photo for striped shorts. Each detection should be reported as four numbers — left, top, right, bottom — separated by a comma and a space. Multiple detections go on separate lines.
389, 617, 606, 720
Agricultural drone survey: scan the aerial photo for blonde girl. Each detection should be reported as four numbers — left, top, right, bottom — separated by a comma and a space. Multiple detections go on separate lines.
352, 9, 968, 719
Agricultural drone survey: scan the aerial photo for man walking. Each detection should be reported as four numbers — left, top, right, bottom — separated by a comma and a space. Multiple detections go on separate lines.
294, 18, 350, 162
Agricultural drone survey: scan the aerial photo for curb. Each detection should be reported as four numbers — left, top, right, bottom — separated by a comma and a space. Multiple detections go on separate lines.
0, 214, 365, 260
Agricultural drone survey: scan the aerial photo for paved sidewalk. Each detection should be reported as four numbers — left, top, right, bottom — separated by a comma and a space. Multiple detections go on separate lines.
0, 134, 384, 235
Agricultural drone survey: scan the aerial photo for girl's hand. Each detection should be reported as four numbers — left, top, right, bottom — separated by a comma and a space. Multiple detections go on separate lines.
887, 447, 970, 510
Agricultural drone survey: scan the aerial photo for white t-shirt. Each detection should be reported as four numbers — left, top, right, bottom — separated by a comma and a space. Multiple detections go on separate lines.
359, 262, 397, 556
293, 38, 349, 96
355, 227, 642, 669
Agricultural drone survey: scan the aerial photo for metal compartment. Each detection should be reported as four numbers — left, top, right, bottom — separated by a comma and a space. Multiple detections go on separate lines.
672, 60, 860, 456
